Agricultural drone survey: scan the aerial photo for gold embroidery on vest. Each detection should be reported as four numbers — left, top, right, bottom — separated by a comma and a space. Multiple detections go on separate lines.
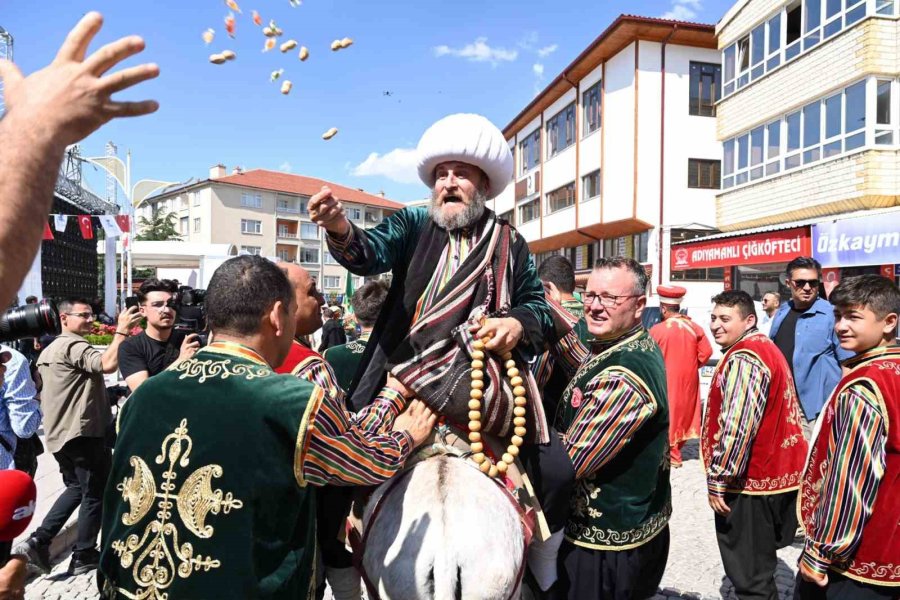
111, 419, 243, 599
174, 357, 270, 383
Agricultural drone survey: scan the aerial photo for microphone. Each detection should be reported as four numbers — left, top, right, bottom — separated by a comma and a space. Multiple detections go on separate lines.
0, 470, 36, 541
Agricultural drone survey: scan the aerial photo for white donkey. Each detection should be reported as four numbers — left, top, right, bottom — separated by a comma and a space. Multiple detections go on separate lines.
360, 453, 527, 600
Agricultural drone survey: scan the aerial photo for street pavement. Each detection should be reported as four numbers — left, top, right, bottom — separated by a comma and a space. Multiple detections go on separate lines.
25, 439, 802, 599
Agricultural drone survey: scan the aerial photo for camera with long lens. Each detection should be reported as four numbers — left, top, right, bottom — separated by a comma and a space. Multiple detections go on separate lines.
169, 287, 208, 346
0, 299, 61, 343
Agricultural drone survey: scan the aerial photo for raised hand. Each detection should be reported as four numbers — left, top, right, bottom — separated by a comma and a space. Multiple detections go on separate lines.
308, 186, 350, 236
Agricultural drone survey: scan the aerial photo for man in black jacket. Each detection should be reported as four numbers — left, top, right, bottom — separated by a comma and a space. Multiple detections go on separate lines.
318, 306, 347, 352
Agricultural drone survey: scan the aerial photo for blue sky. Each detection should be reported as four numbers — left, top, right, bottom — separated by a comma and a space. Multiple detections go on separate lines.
3, 0, 733, 203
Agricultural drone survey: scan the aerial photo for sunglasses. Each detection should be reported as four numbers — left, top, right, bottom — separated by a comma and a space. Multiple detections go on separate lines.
790, 279, 819, 289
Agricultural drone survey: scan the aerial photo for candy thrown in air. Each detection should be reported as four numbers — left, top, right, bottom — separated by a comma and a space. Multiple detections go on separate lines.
202, 29, 215, 45
322, 127, 338, 140
289, 0, 302, 6
252, 10, 262, 25
340, 37, 353, 48
330, 40, 341, 51
263, 20, 283, 37
221, 50, 236, 61
280, 39, 297, 52
225, 0, 242, 13
299, 46, 309, 61
270, 68, 284, 81
209, 53, 227, 64
281, 80, 292, 95
263, 38, 276, 52
225, 13, 236, 38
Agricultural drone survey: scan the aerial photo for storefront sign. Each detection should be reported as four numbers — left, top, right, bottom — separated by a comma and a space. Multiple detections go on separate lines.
671, 228, 810, 271
812, 212, 900, 268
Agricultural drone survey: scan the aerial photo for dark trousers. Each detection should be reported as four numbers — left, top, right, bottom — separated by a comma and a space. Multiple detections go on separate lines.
554, 526, 670, 600
32, 436, 111, 555
715, 491, 798, 600
794, 571, 898, 599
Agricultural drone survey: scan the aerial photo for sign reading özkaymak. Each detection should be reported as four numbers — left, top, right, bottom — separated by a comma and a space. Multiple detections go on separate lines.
812, 212, 900, 268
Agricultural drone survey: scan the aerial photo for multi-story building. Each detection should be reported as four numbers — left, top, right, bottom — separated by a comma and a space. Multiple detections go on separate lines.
490, 15, 724, 307
673, 0, 900, 298
137, 166, 404, 301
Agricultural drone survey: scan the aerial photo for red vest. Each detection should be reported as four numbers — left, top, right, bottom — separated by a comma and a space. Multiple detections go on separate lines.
799, 346, 900, 586
702, 332, 807, 494
275, 341, 319, 375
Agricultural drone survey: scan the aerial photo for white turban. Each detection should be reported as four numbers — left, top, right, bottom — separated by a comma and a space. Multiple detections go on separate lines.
416, 113, 513, 200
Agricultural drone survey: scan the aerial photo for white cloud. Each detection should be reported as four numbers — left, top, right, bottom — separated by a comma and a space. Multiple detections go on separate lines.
537, 44, 558, 58
278, 161, 292, 173
532, 63, 544, 77
518, 31, 539, 50
351, 148, 419, 184
660, 0, 703, 20
433, 37, 518, 66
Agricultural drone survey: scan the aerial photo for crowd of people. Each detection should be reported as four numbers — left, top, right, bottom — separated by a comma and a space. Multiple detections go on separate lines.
0, 11, 896, 600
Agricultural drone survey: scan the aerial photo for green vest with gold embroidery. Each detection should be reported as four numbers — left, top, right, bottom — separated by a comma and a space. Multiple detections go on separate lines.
322, 335, 369, 393
99, 343, 321, 600
555, 328, 671, 551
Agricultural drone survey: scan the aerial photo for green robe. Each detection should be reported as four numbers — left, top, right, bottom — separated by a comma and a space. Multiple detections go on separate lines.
100, 344, 319, 600
322, 333, 369, 393
556, 329, 671, 551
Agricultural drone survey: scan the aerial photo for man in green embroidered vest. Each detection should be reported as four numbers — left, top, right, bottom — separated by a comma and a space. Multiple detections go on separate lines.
98, 256, 436, 600
324, 279, 388, 392
553, 257, 671, 600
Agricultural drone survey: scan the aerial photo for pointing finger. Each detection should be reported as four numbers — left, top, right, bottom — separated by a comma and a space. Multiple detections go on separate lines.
56, 12, 104, 63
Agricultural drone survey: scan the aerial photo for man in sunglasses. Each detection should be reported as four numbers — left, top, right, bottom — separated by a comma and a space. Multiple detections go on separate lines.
15, 298, 141, 576
769, 257, 853, 437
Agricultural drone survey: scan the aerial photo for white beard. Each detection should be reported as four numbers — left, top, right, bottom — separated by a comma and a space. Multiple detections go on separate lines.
429, 189, 487, 231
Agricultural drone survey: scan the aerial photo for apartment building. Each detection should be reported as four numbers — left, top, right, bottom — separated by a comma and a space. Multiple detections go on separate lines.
490, 15, 724, 306
137, 166, 404, 301
673, 0, 900, 299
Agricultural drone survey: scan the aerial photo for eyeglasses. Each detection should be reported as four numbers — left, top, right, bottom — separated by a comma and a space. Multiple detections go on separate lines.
790, 279, 819, 290
583, 292, 642, 308
65, 312, 94, 319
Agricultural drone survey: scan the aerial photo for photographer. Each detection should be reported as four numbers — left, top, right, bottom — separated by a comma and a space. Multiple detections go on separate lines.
118, 279, 200, 392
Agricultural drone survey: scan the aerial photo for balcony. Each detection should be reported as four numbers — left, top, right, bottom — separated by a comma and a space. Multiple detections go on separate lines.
276, 204, 300, 215
277, 230, 297, 240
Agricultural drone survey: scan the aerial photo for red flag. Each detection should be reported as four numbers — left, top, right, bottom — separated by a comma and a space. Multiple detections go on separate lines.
115, 215, 131, 233
42, 221, 54, 240
77, 215, 94, 240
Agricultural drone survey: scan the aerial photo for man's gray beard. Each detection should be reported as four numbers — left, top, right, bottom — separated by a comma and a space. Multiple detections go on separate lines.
429, 189, 488, 231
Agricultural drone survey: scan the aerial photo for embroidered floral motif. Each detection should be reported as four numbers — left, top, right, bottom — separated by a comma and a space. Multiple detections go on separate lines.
174, 358, 270, 384
111, 419, 243, 599
571, 388, 583, 409
847, 561, 900, 582
566, 503, 671, 548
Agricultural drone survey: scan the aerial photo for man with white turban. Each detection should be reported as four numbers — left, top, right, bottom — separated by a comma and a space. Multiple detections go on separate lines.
309, 114, 571, 595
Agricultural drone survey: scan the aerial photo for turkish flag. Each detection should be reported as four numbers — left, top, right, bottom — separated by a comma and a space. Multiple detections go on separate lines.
42, 221, 54, 241
77, 215, 94, 240
115, 215, 130, 233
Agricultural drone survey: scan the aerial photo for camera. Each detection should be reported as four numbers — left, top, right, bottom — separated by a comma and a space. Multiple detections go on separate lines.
170, 287, 208, 346
0, 299, 61, 343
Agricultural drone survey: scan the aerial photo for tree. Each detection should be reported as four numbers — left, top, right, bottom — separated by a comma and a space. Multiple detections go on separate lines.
135, 206, 181, 241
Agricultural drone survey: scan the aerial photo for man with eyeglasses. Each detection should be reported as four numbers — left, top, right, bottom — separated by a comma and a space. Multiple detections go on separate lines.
15, 298, 141, 576
769, 257, 853, 436
553, 257, 671, 599
118, 279, 201, 392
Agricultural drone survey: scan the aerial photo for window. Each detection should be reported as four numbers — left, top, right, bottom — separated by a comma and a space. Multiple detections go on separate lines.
803, 100, 821, 164
193, 218, 201, 232
546, 182, 575, 213
583, 81, 602, 135
180, 216, 189, 234
519, 129, 541, 174
323, 251, 339, 264
191, 192, 200, 206
582, 170, 601, 200
845, 80, 866, 150
365, 211, 381, 224
824, 92, 843, 157
242, 246, 261, 255
278, 225, 294, 238
876, 80, 893, 144
299, 198, 309, 215
323, 276, 340, 289
723, 45, 736, 96
241, 193, 262, 208
299, 247, 319, 264
633, 232, 649, 263
766, 120, 781, 175
518, 198, 539, 223
301, 223, 319, 239
241, 219, 262, 234
786, 3, 802, 55
750, 24, 766, 79
785, 110, 802, 169
767, 14, 782, 70
689, 62, 721, 117
347, 208, 361, 220
546, 103, 575, 158
723, 139, 735, 188
688, 159, 721, 189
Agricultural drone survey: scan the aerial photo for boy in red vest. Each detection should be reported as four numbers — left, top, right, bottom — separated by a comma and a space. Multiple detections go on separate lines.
796, 274, 900, 599
705, 290, 808, 600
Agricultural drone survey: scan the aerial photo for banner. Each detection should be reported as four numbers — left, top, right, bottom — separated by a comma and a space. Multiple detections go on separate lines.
98, 215, 123, 238
77, 215, 94, 240
42, 222, 54, 240
115, 215, 131, 233
812, 212, 900, 268
671, 228, 811, 271
53, 214, 68, 232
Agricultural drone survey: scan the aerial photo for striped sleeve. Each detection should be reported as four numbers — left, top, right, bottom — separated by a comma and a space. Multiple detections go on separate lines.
801, 382, 887, 577
560, 368, 656, 480
299, 363, 413, 486
325, 226, 366, 265
707, 352, 769, 497
293, 357, 345, 406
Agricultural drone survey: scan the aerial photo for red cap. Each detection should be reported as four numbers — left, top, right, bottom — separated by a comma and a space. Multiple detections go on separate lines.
657, 285, 687, 304
0, 469, 37, 541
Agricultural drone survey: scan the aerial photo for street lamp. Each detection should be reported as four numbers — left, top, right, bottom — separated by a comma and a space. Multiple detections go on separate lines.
82, 150, 177, 304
